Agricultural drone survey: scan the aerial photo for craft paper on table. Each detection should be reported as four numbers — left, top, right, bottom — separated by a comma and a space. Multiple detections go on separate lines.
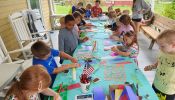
85, 29, 97, 32
67, 83, 81, 90
104, 45, 114, 51
104, 40, 113, 46
116, 61, 132, 65
110, 52, 118, 56
101, 56, 125, 62
81, 45, 93, 51
83, 40, 92, 46
115, 89, 123, 100
104, 65, 126, 81
93, 87, 106, 100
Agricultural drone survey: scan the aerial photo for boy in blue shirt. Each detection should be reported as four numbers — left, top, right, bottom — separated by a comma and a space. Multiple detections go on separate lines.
31, 41, 80, 87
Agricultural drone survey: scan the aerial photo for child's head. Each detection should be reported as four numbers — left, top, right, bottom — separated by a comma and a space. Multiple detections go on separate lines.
122, 10, 130, 15
123, 31, 137, 46
64, 14, 75, 30
73, 11, 82, 24
108, 6, 113, 12
119, 14, 131, 25
86, 3, 92, 10
5, 65, 51, 99
77, 2, 83, 8
80, 8, 86, 17
59, 16, 65, 28
95, 0, 100, 7
108, 10, 116, 18
115, 8, 121, 16
75, 8, 85, 18
31, 41, 51, 60
156, 30, 175, 54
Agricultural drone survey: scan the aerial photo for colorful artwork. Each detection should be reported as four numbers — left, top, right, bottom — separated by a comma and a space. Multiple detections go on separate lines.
104, 64, 126, 82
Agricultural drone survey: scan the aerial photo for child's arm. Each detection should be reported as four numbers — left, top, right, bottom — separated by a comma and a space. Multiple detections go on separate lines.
144, 62, 158, 71
111, 46, 130, 57
53, 63, 80, 74
41, 88, 61, 100
110, 35, 123, 42
130, 21, 136, 33
60, 51, 78, 63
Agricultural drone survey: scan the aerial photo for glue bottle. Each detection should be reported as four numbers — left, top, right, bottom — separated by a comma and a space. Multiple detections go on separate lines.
72, 68, 76, 81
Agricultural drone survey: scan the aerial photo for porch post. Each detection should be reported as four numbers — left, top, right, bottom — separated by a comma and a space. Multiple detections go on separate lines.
150, 0, 155, 12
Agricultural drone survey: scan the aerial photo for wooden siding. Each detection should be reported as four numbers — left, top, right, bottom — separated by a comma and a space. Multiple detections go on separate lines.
0, 0, 28, 58
41, 0, 51, 30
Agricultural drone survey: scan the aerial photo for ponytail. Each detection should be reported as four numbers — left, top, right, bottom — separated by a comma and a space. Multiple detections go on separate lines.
5, 81, 28, 100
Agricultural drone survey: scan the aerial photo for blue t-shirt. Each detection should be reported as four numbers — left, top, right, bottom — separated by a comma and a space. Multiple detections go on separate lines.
85, 9, 91, 18
72, 6, 77, 13
32, 49, 60, 86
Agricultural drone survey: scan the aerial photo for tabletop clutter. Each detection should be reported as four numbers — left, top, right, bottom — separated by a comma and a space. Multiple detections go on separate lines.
50, 18, 158, 100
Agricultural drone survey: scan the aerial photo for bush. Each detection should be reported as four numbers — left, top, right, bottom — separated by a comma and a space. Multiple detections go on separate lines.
163, 0, 175, 19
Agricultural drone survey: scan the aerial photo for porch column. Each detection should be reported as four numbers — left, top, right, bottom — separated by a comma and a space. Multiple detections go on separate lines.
150, 0, 155, 12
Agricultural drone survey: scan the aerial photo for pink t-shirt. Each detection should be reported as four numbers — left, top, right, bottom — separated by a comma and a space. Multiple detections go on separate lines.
118, 23, 134, 34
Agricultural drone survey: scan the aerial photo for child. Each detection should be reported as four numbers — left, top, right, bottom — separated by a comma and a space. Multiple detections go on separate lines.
118, 14, 134, 34
91, 0, 102, 17
76, 8, 93, 27
108, 6, 113, 12
144, 30, 175, 100
85, 3, 92, 19
59, 14, 88, 56
75, 9, 86, 27
109, 25, 122, 41
5, 65, 61, 100
115, 8, 122, 17
111, 31, 138, 63
122, 10, 130, 15
108, 10, 116, 25
132, 0, 149, 33
31, 41, 80, 87
72, 11, 82, 37
71, 2, 83, 14
59, 16, 65, 29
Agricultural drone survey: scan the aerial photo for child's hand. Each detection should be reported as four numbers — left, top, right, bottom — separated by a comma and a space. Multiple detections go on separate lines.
54, 93, 61, 100
71, 63, 81, 68
70, 57, 78, 63
111, 46, 118, 52
144, 65, 154, 71
82, 37, 89, 42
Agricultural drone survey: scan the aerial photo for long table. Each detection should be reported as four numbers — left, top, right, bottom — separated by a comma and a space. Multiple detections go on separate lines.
52, 20, 158, 100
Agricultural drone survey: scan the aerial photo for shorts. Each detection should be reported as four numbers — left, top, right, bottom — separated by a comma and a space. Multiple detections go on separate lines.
152, 84, 175, 100
132, 18, 142, 22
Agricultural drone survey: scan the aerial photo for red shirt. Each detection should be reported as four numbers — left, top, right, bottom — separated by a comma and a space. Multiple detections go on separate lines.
91, 6, 102, 17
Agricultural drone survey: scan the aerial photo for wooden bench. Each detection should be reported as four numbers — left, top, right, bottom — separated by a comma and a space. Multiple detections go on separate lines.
141, 14, 175, 49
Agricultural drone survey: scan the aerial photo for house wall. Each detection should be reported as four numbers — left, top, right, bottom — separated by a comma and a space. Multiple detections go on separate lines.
41, 0, 51, 30
0, 0, 28, 58
0, 0, 52, 58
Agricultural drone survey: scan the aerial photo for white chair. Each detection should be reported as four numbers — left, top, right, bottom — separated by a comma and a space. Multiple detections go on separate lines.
0, 36, 12, 63
9, 11, 51, 59
0, 36, 32, 98
24, 9, 52, 44
0, 36, 32, 69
